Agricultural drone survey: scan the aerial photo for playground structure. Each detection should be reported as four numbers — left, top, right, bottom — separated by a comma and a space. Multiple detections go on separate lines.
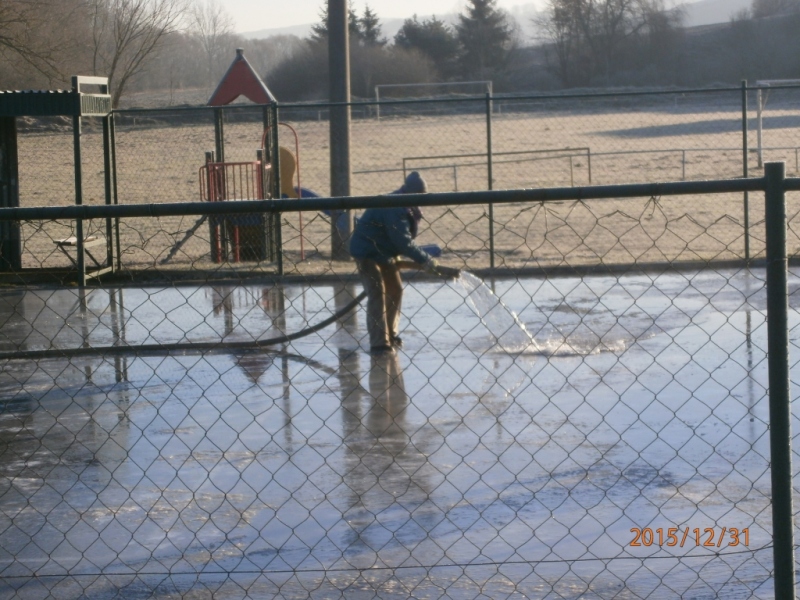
0, 76, 117, 285
202, 48, 282, 266
0, 50, 326, 282
182, 124, 306, 265
200, 153, 273, 263
162, 49, 310, 267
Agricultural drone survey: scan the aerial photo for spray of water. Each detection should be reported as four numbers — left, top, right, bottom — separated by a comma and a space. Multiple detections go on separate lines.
457, 272, 539, 353
455, 272, 644, 357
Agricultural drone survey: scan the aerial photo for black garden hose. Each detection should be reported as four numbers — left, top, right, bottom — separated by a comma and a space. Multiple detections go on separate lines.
0, 291, 368, 361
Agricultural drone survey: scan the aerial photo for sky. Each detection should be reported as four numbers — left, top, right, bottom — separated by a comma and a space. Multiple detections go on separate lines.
223, 0, 547, 33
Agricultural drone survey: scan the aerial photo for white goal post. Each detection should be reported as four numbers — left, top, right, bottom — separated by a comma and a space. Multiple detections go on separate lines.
755, 79, 800, 168
374, 81, 493, 119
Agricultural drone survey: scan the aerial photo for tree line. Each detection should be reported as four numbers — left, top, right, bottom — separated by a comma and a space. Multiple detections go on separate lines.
2, 0, 800, 107
532, 0, 800, 89
267, 0, 517, 101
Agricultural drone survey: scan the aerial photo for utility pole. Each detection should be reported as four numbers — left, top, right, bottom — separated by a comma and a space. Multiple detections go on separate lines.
328, 0, 352, 260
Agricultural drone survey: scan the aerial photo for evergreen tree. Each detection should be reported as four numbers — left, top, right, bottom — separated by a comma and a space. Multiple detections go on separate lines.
360, 5, 387, 46
309, 4, 361, 43
349, 9, 362, 41
455, 0, 512, 80
395, 15, 459, 78
309, 5, 329, 42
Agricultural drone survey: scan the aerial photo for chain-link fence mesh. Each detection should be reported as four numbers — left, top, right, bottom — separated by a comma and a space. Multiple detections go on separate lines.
3, 86, 800, 598
4, 190, 766, 282
0, 174, 797, 597
14, 86, 800, 277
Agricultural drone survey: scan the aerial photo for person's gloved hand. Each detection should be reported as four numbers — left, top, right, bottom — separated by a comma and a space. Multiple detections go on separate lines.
424, 259, 461, 280
423, 258, 440, 273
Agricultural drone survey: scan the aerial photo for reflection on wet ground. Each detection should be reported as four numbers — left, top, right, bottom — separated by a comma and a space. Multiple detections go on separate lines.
0, 268, 788, 598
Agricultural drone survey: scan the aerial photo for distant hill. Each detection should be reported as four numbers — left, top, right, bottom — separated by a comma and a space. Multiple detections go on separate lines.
680, 0, 752, 26
241, 22, 314, 40
242, 17, 425, 42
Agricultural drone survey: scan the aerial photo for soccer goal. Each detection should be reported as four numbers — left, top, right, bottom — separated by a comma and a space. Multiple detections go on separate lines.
374, 81, 492, 120
755, 79, 800, 167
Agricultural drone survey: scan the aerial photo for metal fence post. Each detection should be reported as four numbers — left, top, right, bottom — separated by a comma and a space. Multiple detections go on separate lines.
214, 107, 225, 164
102, 113, 115, 272
270, 102, 283, 275
742, 80, 750, 261
682, 150, 686, 181
0, 116, 21, 271
587, 148, 592, 184
110, 113, 122, 272
758, 87, 765, 169
764, 161, 796, 600
73, 112, 86, 287
486, 92, 495, 269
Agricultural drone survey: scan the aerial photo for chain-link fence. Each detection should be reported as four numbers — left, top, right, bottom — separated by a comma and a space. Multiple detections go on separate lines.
0, 169, 798, 598
13, 84, 800, 279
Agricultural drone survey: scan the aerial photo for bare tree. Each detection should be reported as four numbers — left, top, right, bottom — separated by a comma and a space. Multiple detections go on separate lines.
89, 0, 188, 106
534, 0, 586, 86
752, 0, 800, 18
0, 0, 87, 84
577, 0, 648, 83
246, 35, 306, 78
188, 0, 234, 85
537, 0, 681, 86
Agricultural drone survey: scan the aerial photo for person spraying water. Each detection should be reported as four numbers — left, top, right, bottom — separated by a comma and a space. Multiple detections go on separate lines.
350, 172, 460, 356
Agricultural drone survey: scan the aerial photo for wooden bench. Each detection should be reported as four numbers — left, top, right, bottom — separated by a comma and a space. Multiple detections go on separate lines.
54, 235, 112, 283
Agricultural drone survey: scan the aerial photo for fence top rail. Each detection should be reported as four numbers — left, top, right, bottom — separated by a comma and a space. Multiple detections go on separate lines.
0, 177, 777, 222
358, 152, 589, 175
404, 148, 591, 164
277, 85, 753, 110
376, 81, 493, 90
110, 84, 795, 116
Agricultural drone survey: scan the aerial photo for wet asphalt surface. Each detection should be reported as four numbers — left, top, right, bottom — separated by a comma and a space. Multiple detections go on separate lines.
0, 268, 791, 598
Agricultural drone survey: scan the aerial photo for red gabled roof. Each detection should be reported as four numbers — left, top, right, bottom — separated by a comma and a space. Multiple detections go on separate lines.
207, 49, 277, 106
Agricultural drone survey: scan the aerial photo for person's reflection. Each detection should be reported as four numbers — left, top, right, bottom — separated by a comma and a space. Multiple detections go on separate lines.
338, 349, 365, 444
336, 353, 423, 566
334, 282, 359, 329
332, 281, 360, 351
337, 350, 411, 456
366, 353, 409, 444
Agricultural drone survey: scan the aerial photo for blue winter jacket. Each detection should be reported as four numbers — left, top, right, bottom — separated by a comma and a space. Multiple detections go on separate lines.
349, 207, 431, 265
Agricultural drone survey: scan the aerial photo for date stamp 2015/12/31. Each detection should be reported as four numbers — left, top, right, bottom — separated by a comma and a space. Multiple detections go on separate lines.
630, 527, 749, 548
